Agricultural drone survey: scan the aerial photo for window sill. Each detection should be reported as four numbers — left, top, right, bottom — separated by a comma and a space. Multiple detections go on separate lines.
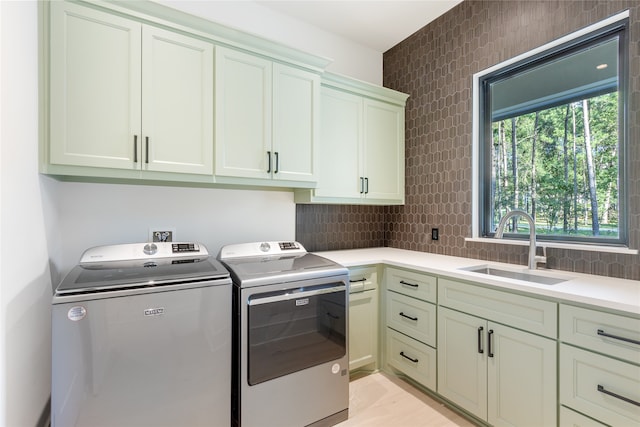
465, 237, 639, 255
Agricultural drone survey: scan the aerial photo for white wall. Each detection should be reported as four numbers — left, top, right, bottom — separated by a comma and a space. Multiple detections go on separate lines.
1, 2, 52, 426
157, 0, 383, 84
1, 1, 381, 425
45, 179, 295, 283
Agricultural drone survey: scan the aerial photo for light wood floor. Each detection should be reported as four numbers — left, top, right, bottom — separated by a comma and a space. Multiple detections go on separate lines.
337, 372, 477, 427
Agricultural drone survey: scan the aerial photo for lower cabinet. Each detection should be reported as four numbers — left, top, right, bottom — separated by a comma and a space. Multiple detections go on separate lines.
383, 267, 438, 390
436, 278, 557, 426
560, 406, 608, 427
560, 345, 640, 426
437, 306, 557, 426
386, 328, 436, 390
348, 267, 378, 371
359, 264, 639, 427
559, 304, 640, 426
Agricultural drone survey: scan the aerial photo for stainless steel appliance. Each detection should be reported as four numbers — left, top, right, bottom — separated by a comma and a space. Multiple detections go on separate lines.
219, 241, 349, 427
51, 242, 232, 427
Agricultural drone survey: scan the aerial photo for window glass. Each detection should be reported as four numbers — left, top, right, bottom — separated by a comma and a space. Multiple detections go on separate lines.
478, 19, 628, 245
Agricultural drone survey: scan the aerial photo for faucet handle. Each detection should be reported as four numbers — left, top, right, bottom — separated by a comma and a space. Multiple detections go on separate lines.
535, 246, 547, 268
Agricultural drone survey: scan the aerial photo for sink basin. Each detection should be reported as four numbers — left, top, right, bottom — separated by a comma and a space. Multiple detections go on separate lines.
460, 265, 569, 285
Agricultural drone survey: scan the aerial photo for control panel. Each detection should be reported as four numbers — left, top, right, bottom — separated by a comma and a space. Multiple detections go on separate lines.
172, 243, 200, 253
219, 241, 307, 259
279, 242, 300, 251
80, 242, 208, 263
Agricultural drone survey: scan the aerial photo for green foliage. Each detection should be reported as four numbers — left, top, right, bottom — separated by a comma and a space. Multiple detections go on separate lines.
491, 92, 619, 239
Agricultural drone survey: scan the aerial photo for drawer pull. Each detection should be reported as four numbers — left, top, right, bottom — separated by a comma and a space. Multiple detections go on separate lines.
399, 312, 418, 321
488, 329, 494, 358
399, 280, 419, 288
597, 384, 640, 407
478, 326, 484, 354
597, 329, 640, 346
400, 351, 419, 363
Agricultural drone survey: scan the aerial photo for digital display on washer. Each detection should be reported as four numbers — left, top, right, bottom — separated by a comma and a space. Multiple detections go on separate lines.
278, 242, 300, 250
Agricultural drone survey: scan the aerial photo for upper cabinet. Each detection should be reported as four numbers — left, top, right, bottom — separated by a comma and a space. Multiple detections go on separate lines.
295, 73, 408, 205
47, 1, 214, 177
214, 46, 319, 186
40, 1, 402, 193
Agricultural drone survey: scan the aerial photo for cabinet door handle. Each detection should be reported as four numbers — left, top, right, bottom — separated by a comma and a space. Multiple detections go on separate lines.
267, 151, 272, 173
274, 151, 279, 174
399, 280, 419, 288
364, 177, 369, 194
360, 177, 365, 194
478, 326, 484, 354
487, 329, 494, 357
133, 135, 138, 163
349, 278, 366, 283
400, 351, 419, 363
597, 329, 640, 346
597, 384, 640, 407
145, 136, 149, 164
326, 312, 339, 320
399, 312, 418, 321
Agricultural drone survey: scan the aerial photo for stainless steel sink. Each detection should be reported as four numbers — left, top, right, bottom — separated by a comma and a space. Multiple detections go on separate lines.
460, 265, 569, 285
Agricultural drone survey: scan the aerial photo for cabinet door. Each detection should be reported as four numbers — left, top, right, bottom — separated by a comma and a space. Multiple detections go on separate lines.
487, 322, 557, 427
142, 26, 213, 175
50, 1, 141, 169
363, 99, 404, 202
349, 290, 378, 371
272, 64, 319, 182
214, 47, 272, 179
437, 307, 487, 420
314, 87, 363, 198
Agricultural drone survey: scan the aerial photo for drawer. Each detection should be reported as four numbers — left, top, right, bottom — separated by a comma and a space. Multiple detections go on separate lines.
386, 328, 436, 391
560, 406, 607, 427
439, 278, 557, 338
560, 304, 640, 365
349, 266, 378, 293
560, 344, 640, 426
386, 291, 436, 346
385, 267, 436, 303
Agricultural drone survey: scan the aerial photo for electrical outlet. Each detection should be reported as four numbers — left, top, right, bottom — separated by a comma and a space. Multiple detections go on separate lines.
431, 228, 439, 241
149, 228, 175, 243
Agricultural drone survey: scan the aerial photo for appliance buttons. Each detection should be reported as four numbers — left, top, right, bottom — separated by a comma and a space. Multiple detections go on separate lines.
143, 243, 158, 255
259, 242, 271, 252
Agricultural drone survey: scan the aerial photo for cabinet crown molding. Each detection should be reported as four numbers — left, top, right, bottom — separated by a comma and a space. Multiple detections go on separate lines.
322, 71, 410, 106
75, 0, 333, 73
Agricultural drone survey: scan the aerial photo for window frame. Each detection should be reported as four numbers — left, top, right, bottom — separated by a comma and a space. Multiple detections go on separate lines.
471, 11, 630, 248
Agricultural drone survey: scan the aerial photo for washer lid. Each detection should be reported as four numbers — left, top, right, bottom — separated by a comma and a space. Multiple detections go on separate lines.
56, 257, 229, 295
56, 242, 229, 296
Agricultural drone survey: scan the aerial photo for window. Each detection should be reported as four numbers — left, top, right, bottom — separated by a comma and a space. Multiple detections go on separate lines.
474, 12, 629, 247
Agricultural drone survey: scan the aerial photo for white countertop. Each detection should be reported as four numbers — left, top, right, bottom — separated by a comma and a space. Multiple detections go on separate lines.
315, 247, 640, 316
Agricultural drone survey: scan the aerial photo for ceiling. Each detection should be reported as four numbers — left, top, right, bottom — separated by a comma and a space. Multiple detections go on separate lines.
259, 1, 463, 52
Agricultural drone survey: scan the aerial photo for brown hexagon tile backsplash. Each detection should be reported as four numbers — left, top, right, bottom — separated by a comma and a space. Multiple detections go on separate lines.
296, 0, 640, 280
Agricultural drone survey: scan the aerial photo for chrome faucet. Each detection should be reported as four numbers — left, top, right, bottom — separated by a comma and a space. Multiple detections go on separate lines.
494, 209, 546, 270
